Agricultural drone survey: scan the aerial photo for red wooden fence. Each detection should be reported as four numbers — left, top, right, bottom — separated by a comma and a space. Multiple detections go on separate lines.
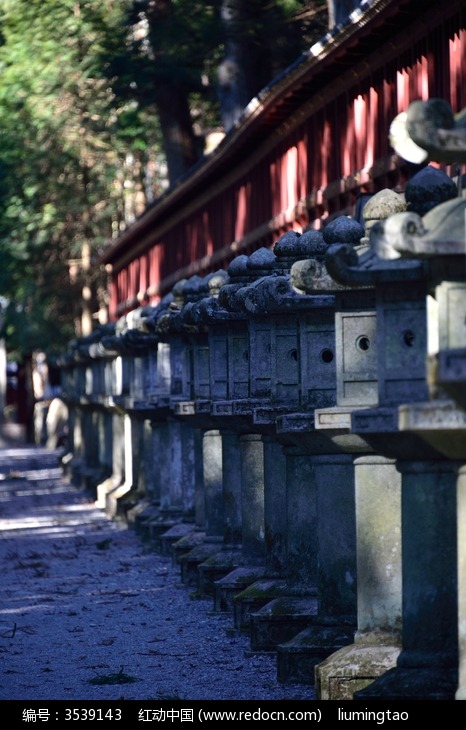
101, 0, 466, 320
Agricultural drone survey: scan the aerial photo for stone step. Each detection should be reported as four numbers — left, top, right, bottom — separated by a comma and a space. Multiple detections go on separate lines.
214, 566, 266, 613
249, 596, 318, 652
277, 624, 356, 685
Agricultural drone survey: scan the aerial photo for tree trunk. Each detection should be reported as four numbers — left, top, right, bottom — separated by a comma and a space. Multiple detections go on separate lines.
217, 0, 272, 132
155, 85, 199, 185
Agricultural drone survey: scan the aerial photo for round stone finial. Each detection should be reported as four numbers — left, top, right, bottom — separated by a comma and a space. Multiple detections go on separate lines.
362, 189, 407, 241
274, 228, 327, 260
405, 165, 457, 216
272, 230, 301, 253
227, 254, 249, 278
246, 247, 276, 270
363, 189, 406, 224
207, 269, 229, 296
183, 275, 204, 301
171, 278, 188, 306
323, 216, 365, 246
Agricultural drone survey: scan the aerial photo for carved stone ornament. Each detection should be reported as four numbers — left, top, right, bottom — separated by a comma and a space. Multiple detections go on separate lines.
389, 98, 466, 164
370, 197, 466, 260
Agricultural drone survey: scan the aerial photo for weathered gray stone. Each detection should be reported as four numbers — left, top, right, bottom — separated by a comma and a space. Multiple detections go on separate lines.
221, 431, 243, 548
362, 189, 406, 235
315, 455, 401, 699
202, 429, 224, 540
457, 464, 466, 700
262, 437, 287, 578
371, 197, 466, 260
356, 460, 459, 701
239, 434, 265, 563
405, 164, 458, 216
323, 216, 365, 245
403, 98, 466, 164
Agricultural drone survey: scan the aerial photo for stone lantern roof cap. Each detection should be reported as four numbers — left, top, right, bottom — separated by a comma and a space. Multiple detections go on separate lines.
227, 254, 249, 278
323, 216, 365, 245
363, 189, 407, 225
246, 247, 277, 273
405, 165, 457, 217
371, 196, 466, 261
274, 229, 327, 262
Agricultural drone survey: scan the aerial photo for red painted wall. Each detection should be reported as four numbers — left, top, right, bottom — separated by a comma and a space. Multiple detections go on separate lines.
108, 9, 466, 319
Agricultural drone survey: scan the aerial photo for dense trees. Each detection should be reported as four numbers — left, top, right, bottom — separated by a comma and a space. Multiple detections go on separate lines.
0, 0, 162, 355
102, 1, 329, 182
100, 1, 221, 185
0, 0, 355, 361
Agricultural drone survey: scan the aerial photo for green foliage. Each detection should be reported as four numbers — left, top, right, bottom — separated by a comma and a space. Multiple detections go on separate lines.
0, 0, 328, 359
101, 1, 220, 97
0, 0, 162, 359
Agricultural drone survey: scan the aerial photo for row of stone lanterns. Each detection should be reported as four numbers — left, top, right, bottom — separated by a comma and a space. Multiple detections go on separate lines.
58, 161, 465, 700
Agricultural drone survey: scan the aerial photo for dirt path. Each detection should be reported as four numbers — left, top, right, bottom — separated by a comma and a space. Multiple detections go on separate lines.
0, 446, 316, 701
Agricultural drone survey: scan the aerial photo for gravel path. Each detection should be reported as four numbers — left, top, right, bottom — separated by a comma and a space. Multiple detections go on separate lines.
0, 446, 316, 701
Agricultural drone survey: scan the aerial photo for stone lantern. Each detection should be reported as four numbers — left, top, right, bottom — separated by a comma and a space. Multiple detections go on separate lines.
193, 253, 276, 603
281, 197, 407, 692
84, 316, 148, 518
170, 272, 232, 588
69, 325, 117, 496
354, 192, 466, 700
142, 283, 206, 555
251, 215, 373, 685
233, 230, 351, 654
313, 168, 462, 699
